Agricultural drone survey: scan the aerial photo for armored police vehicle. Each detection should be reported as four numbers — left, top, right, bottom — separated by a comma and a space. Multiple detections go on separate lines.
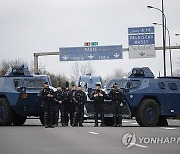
105, 67, 180, 127
0, 66, 51, 126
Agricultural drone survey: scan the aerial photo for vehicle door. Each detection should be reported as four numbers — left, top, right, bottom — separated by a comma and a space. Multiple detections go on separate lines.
168, 81, 180, 115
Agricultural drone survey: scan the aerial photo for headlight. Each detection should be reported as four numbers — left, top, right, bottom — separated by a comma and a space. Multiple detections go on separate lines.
16, 87, 26, 92
21, 94, 28, 99
21, 87, 26, 92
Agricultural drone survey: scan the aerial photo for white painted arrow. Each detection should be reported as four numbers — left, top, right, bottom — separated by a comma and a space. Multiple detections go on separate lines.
88, 54, 94, 59
114, 53, 120, 58
139, 52, 145, 56
62, 55, 68, 60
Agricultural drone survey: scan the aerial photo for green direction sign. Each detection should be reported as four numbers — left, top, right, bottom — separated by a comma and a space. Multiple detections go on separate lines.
91, 42, 98, 46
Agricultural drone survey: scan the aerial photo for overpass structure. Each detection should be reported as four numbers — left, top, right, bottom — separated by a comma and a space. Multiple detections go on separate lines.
34, 45, 180, 75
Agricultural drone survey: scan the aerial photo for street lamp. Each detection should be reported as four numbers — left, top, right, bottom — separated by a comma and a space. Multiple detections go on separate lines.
153, 22, 173, 76
147, 0, 166, 76
175, 33, 180, 45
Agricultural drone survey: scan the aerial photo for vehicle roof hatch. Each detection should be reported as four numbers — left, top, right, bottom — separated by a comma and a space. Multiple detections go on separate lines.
4, 65, 32, 77
128, 67, 154, 78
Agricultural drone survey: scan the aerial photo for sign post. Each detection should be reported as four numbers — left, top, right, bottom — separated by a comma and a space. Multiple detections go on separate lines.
128, 26, 156, 59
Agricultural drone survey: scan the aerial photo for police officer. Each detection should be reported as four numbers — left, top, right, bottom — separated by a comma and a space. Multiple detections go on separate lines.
68, 85, 76, 126
90, 83, 106, 127
72, 85, 87, 127
56, 86, 68, 127
63, 82, 70, 126
108, 83, 124, 127
39, 82, 55, 128
54, 86, 63, 127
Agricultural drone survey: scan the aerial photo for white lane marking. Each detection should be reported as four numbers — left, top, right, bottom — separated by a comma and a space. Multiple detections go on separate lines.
134, 144, 148, 148
161, 127, 177, 130
89, 131, 99, 135
131, 123, 138, 125
122, 120, 129, 123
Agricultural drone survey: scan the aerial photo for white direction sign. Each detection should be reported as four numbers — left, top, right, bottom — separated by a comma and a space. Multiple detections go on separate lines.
129, 45, 156, 59
128, 26, 156, 59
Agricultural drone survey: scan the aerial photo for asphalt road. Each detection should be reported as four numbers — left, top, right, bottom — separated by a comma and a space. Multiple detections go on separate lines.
0, 119, 180, 154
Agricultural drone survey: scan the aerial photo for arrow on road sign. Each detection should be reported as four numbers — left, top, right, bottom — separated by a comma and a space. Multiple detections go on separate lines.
114, 53, 120, 58
88, 54, 94, 59
63, 55, 69, 60
139, 52, 146, 56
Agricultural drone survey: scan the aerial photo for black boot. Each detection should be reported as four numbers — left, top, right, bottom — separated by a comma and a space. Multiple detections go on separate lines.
44, 112, 49, 128
79, 113, 84, 127
61, 112, 66, 127
55, 112, 59, 127
100, 113, 105, 127
94, 114, 98, 127
70, 112, 74, 126
118, 115, 122, 127
50, 110, 55, 128
72, 112, 78, 127
113, 114, 118, 127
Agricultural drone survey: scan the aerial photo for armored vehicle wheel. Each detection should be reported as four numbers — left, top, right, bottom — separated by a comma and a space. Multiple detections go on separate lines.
136, 99, 160, 127
0, 98, 14, 126
156, 116, 168, 127
39, 115, 44, 126
104, 117, 113, 126
13, 114, 26, 126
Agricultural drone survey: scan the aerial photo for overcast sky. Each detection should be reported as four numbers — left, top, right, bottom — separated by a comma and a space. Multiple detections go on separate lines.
0, 0, 180, 78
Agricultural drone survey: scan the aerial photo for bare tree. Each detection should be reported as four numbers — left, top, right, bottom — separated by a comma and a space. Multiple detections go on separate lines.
29, 61, 47, 75
45, 72, 69, 87
70, 62, 80, 82
104, 68, 127, 84
69, 62, 96, 82
80, 62, 96, 75
0, 59, 69, 87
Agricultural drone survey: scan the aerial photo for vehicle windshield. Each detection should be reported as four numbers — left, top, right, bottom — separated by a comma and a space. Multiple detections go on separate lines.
79, 77, 103, 89
23, 78, 46, 88
106, 79, 128, 89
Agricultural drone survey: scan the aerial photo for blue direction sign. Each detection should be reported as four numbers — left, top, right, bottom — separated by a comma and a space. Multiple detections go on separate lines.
128, 34, 155, 45
59, 45, 122, 61
128, 26, 154, 34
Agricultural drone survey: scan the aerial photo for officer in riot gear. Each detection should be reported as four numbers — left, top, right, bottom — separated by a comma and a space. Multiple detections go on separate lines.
90, 83, 106, 127
39, 82, 55, 128
68, 85, 76, 126
108, 83, 124, 127
72, 85, 87, 127
54, 86, 63, 126
63, 82, 70, 126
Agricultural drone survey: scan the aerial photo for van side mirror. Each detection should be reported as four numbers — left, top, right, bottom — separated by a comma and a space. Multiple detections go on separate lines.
14, 81, 19, 88
126, 82, 131, 89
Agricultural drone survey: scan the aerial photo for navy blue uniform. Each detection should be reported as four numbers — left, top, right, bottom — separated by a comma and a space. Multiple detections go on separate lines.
68, 90, 76, 126
108, 88, 124, 126
90, 90, 106, 127
54, 90, 64, 126
39, 88, 55, 128
62, 88, 70, 126
72, 90, 87, 126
